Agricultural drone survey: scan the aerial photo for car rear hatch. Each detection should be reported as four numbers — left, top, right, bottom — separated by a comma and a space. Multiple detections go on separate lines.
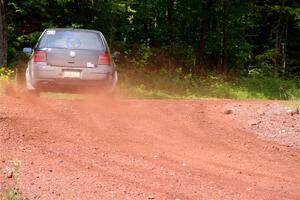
38, 29, 108, 68
45, 48, 106, 68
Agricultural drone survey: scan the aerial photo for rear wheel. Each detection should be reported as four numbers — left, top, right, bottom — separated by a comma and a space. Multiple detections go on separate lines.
25, 68, 40, 96
105, 71, 118, 100
110, 71, 118, 92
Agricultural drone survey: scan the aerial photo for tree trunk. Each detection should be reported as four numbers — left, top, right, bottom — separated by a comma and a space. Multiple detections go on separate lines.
166, 0, 175, 42
221, 0, 229, 75
273, 0, 285, 71
196, 0, 209, 74
0, 0, 7, 66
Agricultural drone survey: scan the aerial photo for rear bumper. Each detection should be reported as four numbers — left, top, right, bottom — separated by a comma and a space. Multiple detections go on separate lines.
32, 63, 113, 80
29, 63, 117, 91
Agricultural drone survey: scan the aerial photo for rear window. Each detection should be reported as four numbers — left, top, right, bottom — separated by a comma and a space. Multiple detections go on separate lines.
39, 30, 105, 50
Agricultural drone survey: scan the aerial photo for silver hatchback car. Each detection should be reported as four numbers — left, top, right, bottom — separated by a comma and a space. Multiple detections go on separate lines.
23, 28, 118, 95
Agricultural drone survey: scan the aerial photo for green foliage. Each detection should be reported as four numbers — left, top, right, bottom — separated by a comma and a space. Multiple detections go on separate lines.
272, 6, 300, 29
287, 99, 300, 109
0, 67, 14, 81
0, 189, 22, 200
248, 64, 273, 77
120, 65, 300, 100
235, 76, 300, 100
11, 160, 21, 184
131, 43, 152, 67
169, 42, 195, 68
4, 0, 300, 76
248, 49, 281, 77
256, 49, 280, 63
16, 32, 41, 46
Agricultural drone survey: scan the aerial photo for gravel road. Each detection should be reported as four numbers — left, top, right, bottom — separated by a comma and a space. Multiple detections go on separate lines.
0, 94, 299, 200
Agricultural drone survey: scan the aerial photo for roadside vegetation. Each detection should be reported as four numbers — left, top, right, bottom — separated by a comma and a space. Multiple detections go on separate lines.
0, 67, 14, 94
0, 190, 22, 200
119, 65, 300, 100
1, 63, 300, 101
0, 0, 299, 102
287, 99, 300, 109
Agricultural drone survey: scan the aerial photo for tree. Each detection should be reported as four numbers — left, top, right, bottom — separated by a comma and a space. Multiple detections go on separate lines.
0, 0, 7, 66
3, 0, 300, 76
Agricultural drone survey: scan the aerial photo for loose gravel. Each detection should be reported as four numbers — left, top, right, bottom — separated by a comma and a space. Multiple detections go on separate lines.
225, 102, 300, 148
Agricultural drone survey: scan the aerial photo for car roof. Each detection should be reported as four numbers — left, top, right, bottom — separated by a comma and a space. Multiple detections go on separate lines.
45, 28, 102, 34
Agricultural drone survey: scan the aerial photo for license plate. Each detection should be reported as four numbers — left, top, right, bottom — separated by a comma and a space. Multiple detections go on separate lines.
63, 71, 81, 78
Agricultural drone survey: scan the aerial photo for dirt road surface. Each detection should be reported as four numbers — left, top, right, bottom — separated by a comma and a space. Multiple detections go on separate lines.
0, 94, 299, 199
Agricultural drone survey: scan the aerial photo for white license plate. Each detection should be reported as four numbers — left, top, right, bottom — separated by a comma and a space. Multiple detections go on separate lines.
63, 71, 81, 78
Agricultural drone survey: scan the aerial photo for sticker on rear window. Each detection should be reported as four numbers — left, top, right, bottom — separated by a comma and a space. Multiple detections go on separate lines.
86, 62, 95, 68
46, 30, 56, 35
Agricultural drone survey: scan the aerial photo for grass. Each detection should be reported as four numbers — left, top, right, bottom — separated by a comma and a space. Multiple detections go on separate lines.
41, 92, 83, 100
0, 190, 22, 200
286, 99, 300, 109
1, 66, 300, 101
119, 66, 300, 100
0, 160, 22, 200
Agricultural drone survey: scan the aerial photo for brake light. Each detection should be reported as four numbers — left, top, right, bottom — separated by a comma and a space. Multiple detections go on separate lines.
98, 53, 110, 65
34, 50, 47, 62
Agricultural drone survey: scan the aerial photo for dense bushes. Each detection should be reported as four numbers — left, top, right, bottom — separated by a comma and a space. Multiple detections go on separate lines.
2, 0, 300, 100
119, 65, 300, 100
5, 0, 300, 76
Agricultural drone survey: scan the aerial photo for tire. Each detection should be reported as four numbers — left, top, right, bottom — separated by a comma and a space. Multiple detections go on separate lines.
25, 68, 34, 89
109, 71, 118, 93
106, 71, 118, 100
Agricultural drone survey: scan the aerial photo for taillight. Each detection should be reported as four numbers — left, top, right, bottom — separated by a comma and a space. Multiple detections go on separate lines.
98, 53, 110, 65
34, 50, 47, 62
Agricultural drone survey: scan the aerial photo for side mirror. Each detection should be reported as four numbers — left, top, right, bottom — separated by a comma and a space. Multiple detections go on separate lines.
23, 47, 32, 54
112, 51, 121, 61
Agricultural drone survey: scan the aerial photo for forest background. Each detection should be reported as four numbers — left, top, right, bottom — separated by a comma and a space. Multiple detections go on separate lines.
1, 0, 300, 99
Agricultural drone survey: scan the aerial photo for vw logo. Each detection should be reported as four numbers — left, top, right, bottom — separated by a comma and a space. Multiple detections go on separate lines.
69, 51, 76, 57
